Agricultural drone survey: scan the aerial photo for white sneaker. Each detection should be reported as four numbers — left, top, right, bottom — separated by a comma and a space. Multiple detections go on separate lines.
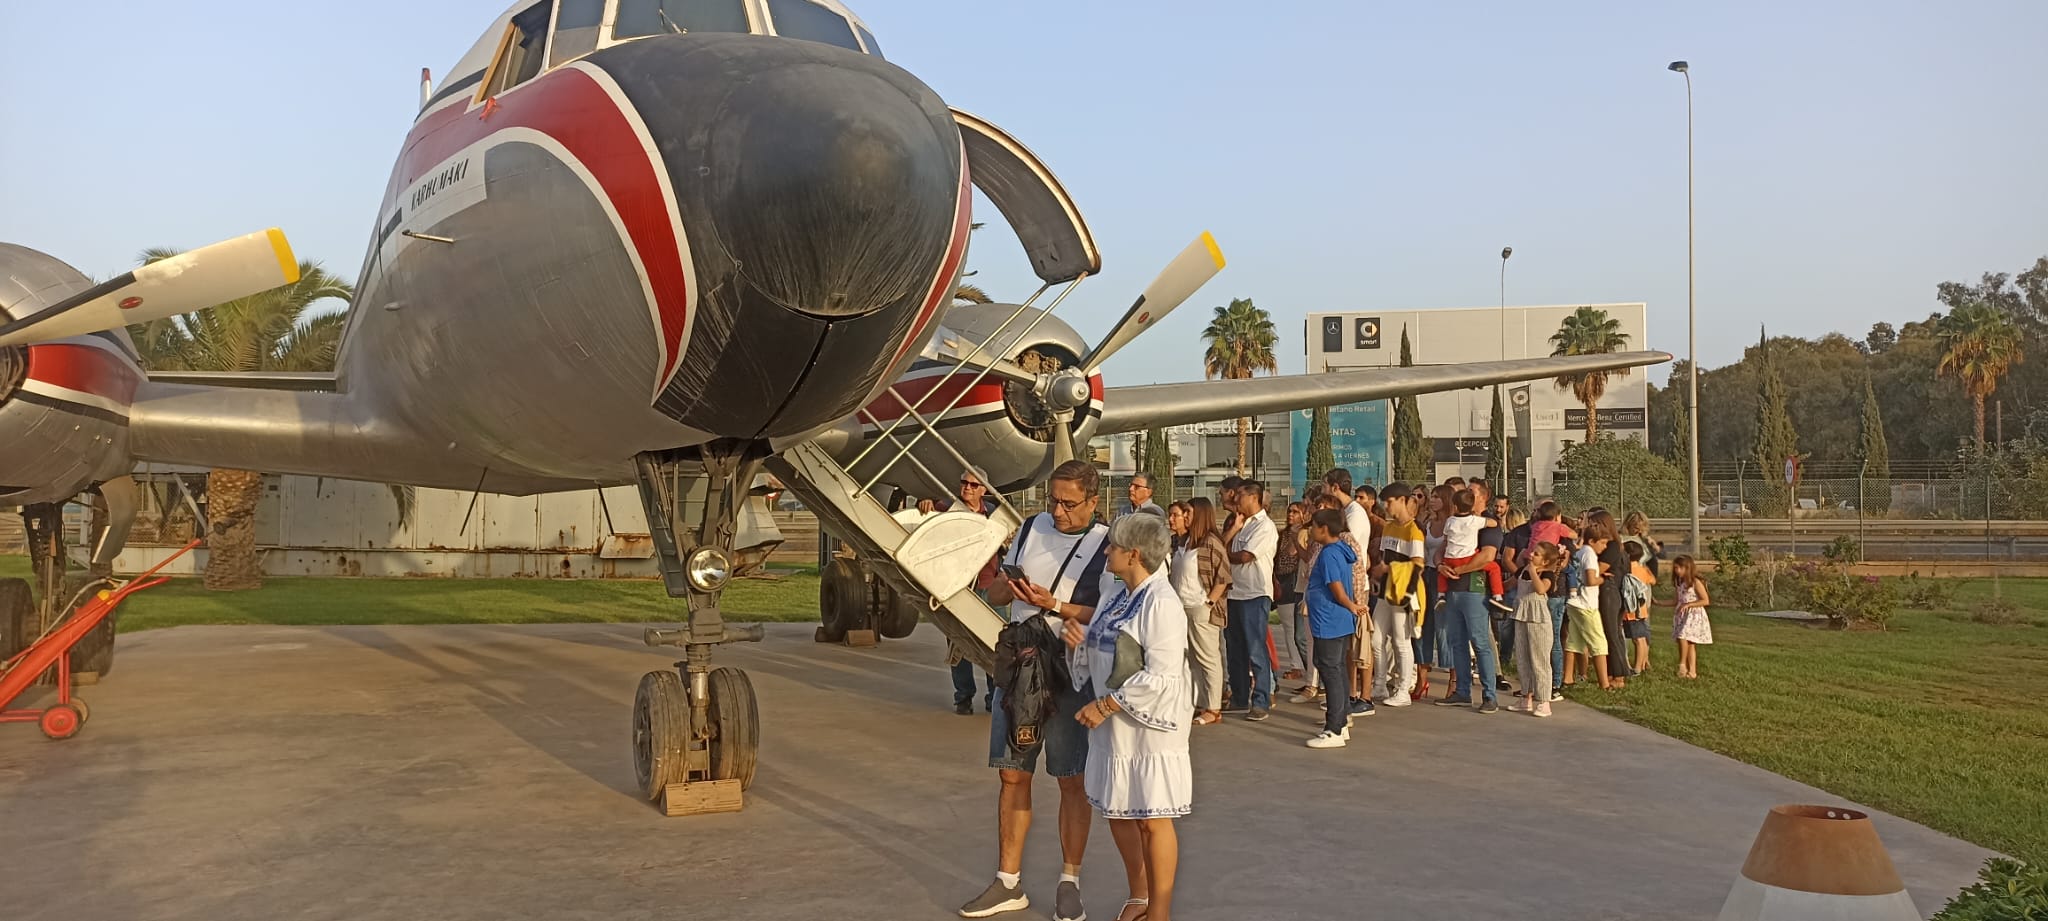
1305, 730, 1348, 749
1381, 694, 1412, 707
1289, 689, 1321, 704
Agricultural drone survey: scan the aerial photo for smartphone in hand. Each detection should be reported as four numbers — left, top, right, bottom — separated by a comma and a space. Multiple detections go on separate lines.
1000, 564, 1028, 582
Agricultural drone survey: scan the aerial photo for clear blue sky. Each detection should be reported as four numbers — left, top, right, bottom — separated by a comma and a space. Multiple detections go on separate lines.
4, 1, 2043, 388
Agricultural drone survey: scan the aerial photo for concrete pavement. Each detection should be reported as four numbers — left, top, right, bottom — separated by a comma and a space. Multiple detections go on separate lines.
0, 623, 1996, 920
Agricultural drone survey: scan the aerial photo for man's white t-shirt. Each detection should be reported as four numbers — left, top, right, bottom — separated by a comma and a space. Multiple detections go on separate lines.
1226, 510, 1278, 602
1570, 545, 1601, 611
1342, 500, 1373, 554
1001, 512, 1115, 625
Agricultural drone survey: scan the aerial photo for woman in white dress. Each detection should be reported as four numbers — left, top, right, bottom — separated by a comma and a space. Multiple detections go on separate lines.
1069, 512, 1192, 921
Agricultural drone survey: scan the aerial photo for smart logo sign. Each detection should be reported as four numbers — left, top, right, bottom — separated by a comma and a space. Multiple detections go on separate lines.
1291, 400, 1390, 492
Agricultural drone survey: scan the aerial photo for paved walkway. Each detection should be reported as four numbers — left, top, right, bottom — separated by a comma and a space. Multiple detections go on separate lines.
0, 623, 1995, 920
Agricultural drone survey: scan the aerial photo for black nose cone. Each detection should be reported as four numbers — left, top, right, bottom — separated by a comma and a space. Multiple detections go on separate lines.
591, 34, 964, 437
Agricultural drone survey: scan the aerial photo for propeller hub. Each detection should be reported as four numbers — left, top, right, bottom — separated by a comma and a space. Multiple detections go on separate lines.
1043, 369, 1092, 412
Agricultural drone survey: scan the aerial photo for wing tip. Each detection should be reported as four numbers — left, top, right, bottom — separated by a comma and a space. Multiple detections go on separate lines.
1199, 231, 1225, 270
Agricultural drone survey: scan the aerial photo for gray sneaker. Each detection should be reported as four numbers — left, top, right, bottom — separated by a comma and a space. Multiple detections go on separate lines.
1054, 880, 1086, 921
958, 880, 1029, 918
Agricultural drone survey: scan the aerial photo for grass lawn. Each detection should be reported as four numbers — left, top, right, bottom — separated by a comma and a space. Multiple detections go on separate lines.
0, 555, 823, 631
1565, 577, 2048, 865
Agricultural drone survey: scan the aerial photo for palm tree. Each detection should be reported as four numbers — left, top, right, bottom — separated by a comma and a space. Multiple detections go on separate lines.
1937, 299, 2025, 449
1548, 305, 1632, 441
128, 248, 356, 592
1200, 297, 1278, 473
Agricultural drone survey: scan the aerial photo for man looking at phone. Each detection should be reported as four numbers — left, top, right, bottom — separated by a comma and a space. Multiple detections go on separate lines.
960, 460, 1112, 921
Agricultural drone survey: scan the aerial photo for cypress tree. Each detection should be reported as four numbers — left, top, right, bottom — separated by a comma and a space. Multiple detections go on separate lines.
1143, 427, 1177, 504
1307, 406, 1335, 494
1392, 326, 1432, 484
1486, 386, 1507, 493
1857, 374, 1891, 515
1751, 330, 1800, 516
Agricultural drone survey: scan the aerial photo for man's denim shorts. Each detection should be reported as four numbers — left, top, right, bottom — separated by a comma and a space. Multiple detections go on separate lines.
987, 683, 1090, 777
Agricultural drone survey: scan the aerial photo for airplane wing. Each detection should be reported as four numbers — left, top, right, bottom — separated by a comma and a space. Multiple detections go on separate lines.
1093, 350, 1670, 436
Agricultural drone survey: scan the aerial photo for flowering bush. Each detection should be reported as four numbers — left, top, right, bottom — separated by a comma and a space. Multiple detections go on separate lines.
1804, 566, 1899, 630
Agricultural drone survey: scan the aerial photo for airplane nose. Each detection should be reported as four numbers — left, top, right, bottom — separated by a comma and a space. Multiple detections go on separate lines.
587, 35, 965, 436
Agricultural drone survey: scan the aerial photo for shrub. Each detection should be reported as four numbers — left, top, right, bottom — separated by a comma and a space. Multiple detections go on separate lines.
1804, 568, 1898, 630
1708, 535, 1753, 571
1899, 572, 1957, 610
1970, 597, 2025, 627
1822, 536, 1862, 564
1933, 858, 2048, 921
1706, 564, 1807, 611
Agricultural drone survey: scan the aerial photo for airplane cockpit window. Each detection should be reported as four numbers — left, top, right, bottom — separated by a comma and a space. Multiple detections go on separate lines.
481, 1, 553, 98
548, 0, 605, 66
614, 0, 752, 39
855, 24, 883, 58
764, 0, 862, 52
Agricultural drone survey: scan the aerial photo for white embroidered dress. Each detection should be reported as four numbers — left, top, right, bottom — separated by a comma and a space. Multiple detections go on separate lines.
1072, 567, 1194, 820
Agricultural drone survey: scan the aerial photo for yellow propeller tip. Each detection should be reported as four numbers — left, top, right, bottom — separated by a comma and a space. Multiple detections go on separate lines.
1199, 231, 1225, 270
265, 228, 300, 284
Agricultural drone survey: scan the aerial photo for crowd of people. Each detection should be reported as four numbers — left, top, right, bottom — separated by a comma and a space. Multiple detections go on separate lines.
939, 462, 1714, 921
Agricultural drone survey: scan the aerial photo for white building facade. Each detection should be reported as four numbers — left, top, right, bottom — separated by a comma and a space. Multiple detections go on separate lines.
1305, 303, 1652, 496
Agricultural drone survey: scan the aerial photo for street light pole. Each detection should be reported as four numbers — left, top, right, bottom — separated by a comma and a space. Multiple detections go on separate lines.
1499, 246, 1512, 499
1671, 60, 1701, 557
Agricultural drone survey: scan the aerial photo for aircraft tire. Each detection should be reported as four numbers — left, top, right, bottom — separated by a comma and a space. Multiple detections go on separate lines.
0, 578, 31, 662
71, 616, 115, 682
633, 670, 690, 801
817, 558, 865, 641
874, 579, 920, 640
707, 667, 759, 790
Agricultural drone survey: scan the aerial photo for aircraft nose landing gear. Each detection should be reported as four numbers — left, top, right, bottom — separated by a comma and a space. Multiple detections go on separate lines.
628, 443, 767, 816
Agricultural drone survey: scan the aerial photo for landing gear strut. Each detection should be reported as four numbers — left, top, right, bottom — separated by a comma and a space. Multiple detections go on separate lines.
628, 442, 766, 814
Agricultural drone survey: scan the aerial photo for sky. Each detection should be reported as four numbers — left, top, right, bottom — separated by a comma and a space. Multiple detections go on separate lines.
3, 0, 2043, 389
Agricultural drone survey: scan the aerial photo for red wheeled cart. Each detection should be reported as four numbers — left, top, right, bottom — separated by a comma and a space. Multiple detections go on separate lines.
0, 539, 199, 740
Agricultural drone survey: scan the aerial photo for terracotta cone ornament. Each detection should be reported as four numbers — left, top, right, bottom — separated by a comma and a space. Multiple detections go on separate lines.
1717, 805, 1919, 921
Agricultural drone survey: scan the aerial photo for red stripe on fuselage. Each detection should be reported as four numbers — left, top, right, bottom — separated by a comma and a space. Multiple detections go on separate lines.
25, 343, 141, 404
859, 369, 1103, 427
886, 143, 973, 371
398, 68, 691, 387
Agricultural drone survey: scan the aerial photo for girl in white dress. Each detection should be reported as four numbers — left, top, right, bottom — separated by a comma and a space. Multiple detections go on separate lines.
1071, 512, 1192, 921
1670, 554, 1714, 679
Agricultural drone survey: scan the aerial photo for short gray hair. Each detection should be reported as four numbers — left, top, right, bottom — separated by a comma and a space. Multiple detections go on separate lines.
1109, 510, 1172, 572
960, 465, 991, 488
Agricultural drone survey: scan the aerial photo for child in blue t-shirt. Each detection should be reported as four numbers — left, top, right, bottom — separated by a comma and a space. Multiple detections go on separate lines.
1305, 508, 1365, 749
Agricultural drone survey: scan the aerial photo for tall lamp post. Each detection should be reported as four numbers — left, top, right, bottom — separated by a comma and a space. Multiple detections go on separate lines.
1670, 60, 1701, 557
1498, 246, 1513, 497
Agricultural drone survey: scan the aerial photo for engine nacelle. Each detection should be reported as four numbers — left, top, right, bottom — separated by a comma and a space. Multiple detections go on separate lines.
838, 303, 1103, 497
0, 244, 140, 507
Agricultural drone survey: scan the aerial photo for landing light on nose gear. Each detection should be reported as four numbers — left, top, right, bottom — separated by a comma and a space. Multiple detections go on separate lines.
628, 442, 768, 816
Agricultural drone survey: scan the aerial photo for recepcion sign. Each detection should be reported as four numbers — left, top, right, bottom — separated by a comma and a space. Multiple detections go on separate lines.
1291, 401, 1390, 492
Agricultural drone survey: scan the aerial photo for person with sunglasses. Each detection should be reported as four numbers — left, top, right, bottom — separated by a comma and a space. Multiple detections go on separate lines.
962, 460, 1114, 921
923, 467, 1004, 715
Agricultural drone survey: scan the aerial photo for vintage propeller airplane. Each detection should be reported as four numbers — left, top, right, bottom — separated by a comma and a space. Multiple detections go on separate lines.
0, 0, 1665, 806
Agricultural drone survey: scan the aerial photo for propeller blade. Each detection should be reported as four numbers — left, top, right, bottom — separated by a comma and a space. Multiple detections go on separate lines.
921, 326, 1036, 386
1078, 231, 1226, 374
0, 229, 300, 347
1049, 412, 1077, 467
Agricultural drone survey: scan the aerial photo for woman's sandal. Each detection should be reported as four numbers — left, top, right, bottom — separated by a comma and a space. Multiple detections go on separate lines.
1116, 898, 1150, 921
1194, 711, 1222, 726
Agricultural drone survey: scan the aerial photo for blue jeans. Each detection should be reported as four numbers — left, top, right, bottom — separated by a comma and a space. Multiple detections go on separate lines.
1226, 597, 1274, 711
952, 658, 993, 710
1290, 605, 1313, 678
1415, 567, 1439, 667
1547, 596, 1568, 690
1443, 592, 1500, 703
